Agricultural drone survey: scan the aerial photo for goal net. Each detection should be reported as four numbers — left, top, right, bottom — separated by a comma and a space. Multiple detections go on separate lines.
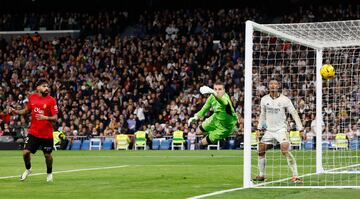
244, 20, 360, 188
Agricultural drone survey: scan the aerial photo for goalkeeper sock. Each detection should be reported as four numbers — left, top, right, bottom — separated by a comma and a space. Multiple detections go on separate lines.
258, 156, 266, 176
286, 152, 298, 176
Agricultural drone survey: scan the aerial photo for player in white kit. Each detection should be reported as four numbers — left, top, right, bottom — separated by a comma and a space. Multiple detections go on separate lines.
254, 80, 303, 184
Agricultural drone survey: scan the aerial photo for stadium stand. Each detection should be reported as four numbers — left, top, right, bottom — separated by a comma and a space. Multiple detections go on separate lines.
1, 3, 360, 150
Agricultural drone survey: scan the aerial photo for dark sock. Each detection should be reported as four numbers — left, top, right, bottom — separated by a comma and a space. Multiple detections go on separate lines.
45, 154, 53, 174
47, 166, 52, 174
25, 162, 31, 170
24, 155, 31, 170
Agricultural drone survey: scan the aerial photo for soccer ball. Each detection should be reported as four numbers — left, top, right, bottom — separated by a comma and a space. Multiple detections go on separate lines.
320, 64, 335, 80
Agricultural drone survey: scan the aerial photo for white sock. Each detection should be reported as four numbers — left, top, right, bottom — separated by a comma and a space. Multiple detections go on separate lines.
285, 152, 298, 176
258, 156, 266, 176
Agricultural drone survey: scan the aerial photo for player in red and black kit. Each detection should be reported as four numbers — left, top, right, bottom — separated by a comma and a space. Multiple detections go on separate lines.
9, 78, 58, 182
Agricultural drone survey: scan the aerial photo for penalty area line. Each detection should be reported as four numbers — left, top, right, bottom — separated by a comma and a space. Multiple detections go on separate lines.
0, 165, 129, 180
188, 163, 360, 198
187, 187, 249, 199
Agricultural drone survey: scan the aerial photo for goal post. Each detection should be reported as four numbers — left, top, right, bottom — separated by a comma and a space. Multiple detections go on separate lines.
244, 20, 360, 188
243, 20, 254, 188
315, 49, 324, 174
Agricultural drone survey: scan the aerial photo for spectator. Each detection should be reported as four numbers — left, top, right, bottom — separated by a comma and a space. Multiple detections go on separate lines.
347, 125, 359, 141
310, 116, 325, 141
126, 114, 137, 134
1, 6, 360, 149
187, 128, 196, 150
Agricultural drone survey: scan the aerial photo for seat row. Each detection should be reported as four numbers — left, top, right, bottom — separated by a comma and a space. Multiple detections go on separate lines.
66, 137, 238, 150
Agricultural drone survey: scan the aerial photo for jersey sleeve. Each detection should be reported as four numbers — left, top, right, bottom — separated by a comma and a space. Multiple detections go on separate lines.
196, 95, 214, 119
50, 98, 59, 116
286, 98, 304, 131
257, 97, 266, 130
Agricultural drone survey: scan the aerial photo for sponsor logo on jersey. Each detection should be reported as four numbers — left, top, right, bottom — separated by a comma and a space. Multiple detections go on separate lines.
34, 107, 44, 114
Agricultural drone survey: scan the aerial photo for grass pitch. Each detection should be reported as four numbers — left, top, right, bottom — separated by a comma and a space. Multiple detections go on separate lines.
0, 150, 358, 199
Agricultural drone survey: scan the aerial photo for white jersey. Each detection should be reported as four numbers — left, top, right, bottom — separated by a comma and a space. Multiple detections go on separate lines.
257, 94, 303, 132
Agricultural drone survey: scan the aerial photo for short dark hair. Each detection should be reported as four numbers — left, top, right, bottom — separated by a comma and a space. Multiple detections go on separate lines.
35, 78, 49, 87
214, 80, 225, 86
269, 79, 279, 83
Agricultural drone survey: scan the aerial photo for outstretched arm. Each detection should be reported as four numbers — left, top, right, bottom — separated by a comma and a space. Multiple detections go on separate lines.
9, 106, 29, 115
188, 95, 213, 126
200, 86, 228, 105
196, 96, 212, 119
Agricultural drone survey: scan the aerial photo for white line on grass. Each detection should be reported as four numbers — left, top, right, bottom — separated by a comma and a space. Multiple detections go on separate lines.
134, 164, 241, 166
250, 163, 360, 188
187, 163, 360, 199
0, 165, 129, 180
323, 163, 360, 172
255, 186, 360, 189
187, 187, 249, 199
55, 155, 242, 158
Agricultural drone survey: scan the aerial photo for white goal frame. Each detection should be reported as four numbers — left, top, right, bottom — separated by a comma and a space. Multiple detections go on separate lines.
243, 20, 360, 189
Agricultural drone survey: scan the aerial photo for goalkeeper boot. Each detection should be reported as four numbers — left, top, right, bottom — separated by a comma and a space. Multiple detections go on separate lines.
46, 173, 53, 182
253, 176, 265, 182
291, 176, 303, 184
20, 168, 31, 181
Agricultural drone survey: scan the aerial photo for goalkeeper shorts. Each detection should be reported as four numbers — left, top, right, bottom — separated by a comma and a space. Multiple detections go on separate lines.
201, 116, 236, 143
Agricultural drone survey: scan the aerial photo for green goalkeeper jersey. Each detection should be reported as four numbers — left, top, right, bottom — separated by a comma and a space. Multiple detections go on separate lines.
196, 93, 238, 125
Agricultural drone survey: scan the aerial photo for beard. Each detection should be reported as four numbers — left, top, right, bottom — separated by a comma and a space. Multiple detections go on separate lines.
40, 90, 49, 96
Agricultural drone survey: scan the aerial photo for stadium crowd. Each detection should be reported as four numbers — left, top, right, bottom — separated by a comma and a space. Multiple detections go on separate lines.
1, 4, 360, 149
0, 11, 129, 36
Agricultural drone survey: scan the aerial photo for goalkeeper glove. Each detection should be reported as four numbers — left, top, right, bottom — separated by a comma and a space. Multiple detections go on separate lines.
200, 86, 216, 95
187, 115, 199, 126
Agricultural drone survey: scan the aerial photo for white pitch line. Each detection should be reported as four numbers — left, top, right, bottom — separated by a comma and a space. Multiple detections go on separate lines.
323, 163, 360, 172
55, 155, 242, 158
134, 165, 241, 166
187, 163, 360, 199
187, 187, 248, 199
0, 165, 129, 180
255, 186, 360, 189
251, 163, 360, 188
2, 155, 243, 159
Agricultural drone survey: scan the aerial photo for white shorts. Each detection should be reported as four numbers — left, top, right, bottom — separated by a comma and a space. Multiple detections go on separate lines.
260, 128, 289, 145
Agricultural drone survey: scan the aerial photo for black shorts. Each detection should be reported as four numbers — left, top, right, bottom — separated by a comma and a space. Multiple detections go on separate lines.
24, 134, 53, 154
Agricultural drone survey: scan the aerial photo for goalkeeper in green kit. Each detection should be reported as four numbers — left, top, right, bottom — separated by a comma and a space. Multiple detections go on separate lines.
188, 81, 238, 146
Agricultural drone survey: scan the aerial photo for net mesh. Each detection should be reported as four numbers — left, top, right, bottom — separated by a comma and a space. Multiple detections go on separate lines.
322, 47, 360, 177
250, 22, 360, 187
264, 20, 360, 47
